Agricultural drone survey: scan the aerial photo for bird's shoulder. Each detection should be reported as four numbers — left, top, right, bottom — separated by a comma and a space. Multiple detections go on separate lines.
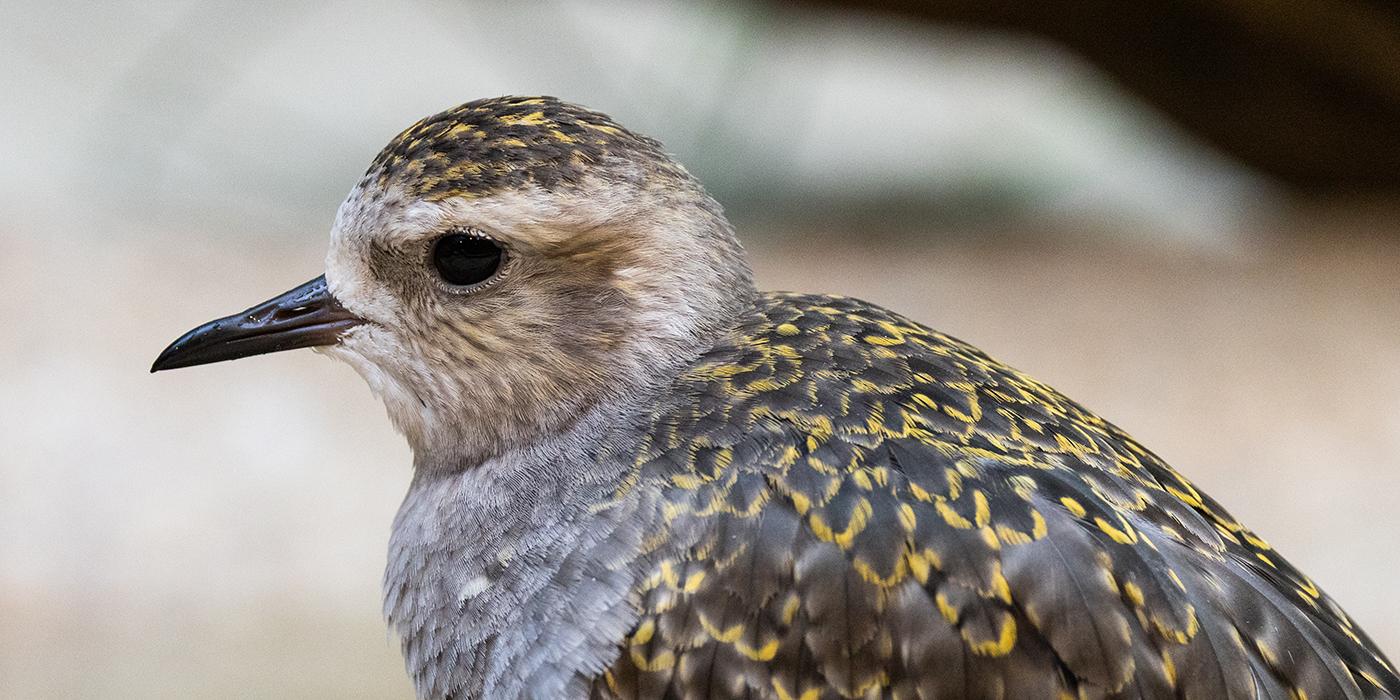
595, 292, 1398, 699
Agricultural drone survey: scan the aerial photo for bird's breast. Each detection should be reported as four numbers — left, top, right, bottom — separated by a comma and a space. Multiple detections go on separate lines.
383, 435, 659, 699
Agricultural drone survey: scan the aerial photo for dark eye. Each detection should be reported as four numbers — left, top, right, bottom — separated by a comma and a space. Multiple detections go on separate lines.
432, 233, 504, 287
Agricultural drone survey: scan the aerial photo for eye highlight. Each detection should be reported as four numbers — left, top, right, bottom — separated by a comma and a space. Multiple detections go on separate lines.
431, 232, 504, 287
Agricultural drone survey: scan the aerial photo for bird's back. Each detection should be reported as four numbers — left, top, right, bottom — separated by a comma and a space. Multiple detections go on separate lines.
595, 292, 1399, 699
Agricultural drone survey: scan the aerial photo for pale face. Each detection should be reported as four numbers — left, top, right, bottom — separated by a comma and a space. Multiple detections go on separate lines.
152, 97, 756, 468
156, 170, 754, 468
321, 177, 673, 464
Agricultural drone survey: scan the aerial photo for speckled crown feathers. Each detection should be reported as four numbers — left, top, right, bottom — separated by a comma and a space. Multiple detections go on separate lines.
365, 96, 683, 200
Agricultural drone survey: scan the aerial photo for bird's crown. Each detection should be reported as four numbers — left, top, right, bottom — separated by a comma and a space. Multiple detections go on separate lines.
366, 95, 684, 201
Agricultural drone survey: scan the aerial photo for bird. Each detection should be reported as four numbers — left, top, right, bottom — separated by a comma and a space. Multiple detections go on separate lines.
152, 96, 1399, 700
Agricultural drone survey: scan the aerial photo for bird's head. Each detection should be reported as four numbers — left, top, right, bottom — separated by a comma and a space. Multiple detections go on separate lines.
153, 96, 755, 467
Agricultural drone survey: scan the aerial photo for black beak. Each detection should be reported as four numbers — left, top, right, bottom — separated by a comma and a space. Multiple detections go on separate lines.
151, 275, 362, 372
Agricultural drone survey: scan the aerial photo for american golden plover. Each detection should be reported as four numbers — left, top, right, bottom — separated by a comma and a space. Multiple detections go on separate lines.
153, 96, 1399, 699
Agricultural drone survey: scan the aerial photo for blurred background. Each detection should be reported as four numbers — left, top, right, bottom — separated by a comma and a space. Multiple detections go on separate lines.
3, 1, 1399, 697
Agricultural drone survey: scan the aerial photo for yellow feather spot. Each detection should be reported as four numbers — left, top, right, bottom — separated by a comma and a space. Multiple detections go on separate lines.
1005, 475, 1039, 502
581, 121, 623, 135
1360, 670, 1385, 689
854, 555, 907, 587
1030, 509, 1048, 539
781, 593, 801, 625
995, 524, 1032, 546
499, 110, 549, 126
790, 491, 811, 515
772, 343, 801, 359
698, 612, 744, 643
670, 473, 702, 490
806, 451, 838, 474
640, 570, 663, 591
659, 560, 681, 589
631, 619, 656, 645
639, 529, 671, 555
863, 334, 904, 346
1054, 432, 1086, 455
969, 614, 1018, 657
910, 393, 938, 410
908, 550, 931, 584
776, 322, 800, 336
1166, 484, 1204, 508
952, 384, 983, 421
908, 482, 934, 503
692, 535, 718, 561
980, 526, 1001, 551
706, 362, 750, 378
852, 469, 873, 490
498, 137, 527, 147
1162, 650, 1177, 686
1123, 580, 1145, 607
809, 498, 872, 548
935, 592, 960, 623
1255, 552, 1277, 568
1167, 568, 1186, 592
850, 378, 879, 393
945, 469, 964, 500
778, 444, 801, 469
1298, 576, 1321, 599
736, 638, 780, 661
1139, 530, 1161, 552
898, 503, 918, 532
630, 647, 676, 671
1098, 556, 1119, 590
1256, 640, 1278, 666
714, 448, 733, 471
808, 512, 834, 542
871, 466, 890, 487
972, 490, 991, 527
923, 546, 944, 571
683, 570, 706, 593
1243, 531, 1272, 551
936, 499, 973, 529
745, 377, 786, 392
1095, 515, 1139, 545
983, 565, 1013, 603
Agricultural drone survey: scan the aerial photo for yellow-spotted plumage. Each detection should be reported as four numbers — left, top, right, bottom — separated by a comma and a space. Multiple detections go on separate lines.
154, 96, 1399, 699
596, 293, 1399, 699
